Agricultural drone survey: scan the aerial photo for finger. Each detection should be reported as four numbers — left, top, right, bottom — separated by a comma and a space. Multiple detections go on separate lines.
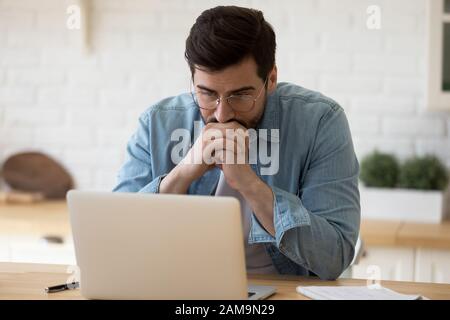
213, 149, 237, 165
205, 123, 248, 145
209, 139, 247, 165
202, 139, 220, 165
206, 130, 247, 157
206, 121, 244, 130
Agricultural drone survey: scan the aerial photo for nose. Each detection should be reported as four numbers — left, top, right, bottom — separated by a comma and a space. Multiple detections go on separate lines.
214, 99, 235, 123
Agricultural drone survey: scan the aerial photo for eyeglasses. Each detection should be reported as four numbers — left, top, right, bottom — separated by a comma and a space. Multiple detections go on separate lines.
191, 78, 268, 113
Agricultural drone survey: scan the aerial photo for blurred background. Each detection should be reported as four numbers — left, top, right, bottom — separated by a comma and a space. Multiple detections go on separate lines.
0, 0, 449, 284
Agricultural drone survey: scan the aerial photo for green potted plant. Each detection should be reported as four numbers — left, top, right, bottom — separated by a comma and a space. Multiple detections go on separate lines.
359, 152, 449, 223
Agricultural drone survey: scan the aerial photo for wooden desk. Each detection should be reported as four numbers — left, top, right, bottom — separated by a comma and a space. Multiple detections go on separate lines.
1, 262, 450, 300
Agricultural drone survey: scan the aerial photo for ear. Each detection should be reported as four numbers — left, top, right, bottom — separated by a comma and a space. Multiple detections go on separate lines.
267, 65, 278, 94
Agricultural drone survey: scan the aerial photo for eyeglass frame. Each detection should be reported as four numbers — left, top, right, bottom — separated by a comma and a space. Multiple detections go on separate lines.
190, 77, 268, 113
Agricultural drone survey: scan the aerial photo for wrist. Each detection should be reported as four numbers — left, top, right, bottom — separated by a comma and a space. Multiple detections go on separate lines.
235, 168, 262, 195
160, 164, 195, 194
173, 163, 198, 187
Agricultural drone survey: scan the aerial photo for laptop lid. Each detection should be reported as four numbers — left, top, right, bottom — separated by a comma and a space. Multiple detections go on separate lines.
67, 190, 248, 300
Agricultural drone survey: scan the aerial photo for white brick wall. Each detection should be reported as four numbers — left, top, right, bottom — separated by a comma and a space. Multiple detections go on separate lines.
0, 0, 449, 190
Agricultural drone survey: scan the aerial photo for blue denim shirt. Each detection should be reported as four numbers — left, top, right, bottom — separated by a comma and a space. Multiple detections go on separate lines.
113, 82, 360, 280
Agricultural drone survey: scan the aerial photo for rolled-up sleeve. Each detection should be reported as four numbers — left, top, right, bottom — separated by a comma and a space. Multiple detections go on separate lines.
249, 106, 360, 280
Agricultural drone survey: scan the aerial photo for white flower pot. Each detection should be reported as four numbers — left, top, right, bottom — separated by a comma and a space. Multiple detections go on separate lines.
359, 186, 450, 223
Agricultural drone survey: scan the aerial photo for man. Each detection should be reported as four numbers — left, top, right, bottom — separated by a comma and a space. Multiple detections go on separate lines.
113, 6, 360, 280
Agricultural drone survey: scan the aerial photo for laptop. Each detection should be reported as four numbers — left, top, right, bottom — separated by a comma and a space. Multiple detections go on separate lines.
67, 190, 276, 300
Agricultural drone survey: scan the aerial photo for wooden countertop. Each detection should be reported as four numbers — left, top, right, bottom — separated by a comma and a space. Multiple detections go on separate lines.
0, 201, 71, 238
1, 201, 450, 249
361, 219, 450, 249
1, 262, 450, 300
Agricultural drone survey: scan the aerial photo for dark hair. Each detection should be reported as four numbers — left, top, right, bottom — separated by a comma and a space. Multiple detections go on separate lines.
185, 6, 276, 81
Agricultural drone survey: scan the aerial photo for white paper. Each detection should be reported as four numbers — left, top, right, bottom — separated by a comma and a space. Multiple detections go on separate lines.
296, 285, 426, 300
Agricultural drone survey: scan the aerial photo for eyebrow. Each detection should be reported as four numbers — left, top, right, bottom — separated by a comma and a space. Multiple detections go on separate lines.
196, 85, 256, 95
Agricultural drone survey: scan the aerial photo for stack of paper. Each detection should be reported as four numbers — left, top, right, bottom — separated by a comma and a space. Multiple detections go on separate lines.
296, 285, 427, 300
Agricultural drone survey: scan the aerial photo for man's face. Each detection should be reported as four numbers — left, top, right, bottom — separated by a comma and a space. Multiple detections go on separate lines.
192, 56, 277, 129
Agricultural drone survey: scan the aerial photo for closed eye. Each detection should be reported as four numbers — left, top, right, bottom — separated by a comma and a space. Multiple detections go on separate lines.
199, 91, 216, 96
231, 93, 253, 99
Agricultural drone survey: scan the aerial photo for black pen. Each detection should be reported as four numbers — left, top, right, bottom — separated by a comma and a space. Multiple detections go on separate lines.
45, 282, 79, 293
